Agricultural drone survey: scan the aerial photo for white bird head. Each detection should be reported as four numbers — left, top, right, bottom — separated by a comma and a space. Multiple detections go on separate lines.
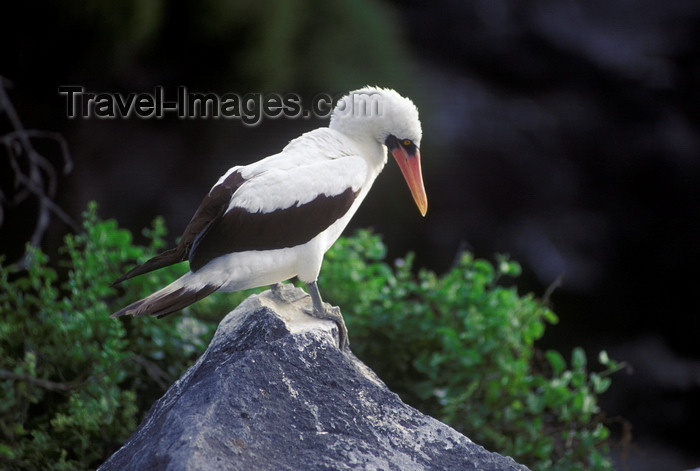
330, 86, 427, 216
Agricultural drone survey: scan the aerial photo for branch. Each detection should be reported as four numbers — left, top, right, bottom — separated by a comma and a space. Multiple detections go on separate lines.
130, 354, 174, 390
0, 76, 79, 266
0, 368, 75, 392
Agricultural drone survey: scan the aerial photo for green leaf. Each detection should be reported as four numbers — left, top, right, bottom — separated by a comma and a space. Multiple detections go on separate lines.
546, 350, 567, 375
572, 347, 587, 369
590, 373, 612, 394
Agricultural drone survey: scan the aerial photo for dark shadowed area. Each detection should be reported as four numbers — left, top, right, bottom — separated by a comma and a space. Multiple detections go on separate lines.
2, 1, 699, 469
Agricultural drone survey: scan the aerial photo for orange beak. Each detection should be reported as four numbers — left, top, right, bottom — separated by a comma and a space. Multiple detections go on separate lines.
392, 146, 428, 216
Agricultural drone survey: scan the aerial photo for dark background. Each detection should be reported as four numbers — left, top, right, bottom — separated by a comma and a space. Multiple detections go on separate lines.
2, 1, 699, 469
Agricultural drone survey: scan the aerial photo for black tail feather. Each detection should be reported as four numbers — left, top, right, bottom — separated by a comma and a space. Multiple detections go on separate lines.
154, 284, 220, 318
112, 248, 186, 286
111, 283, 220, 318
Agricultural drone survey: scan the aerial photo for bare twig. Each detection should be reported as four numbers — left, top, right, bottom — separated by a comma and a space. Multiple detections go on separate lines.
542, 272, 566, 307
0, 368, 75, 392
0, 75, 79, 266
130, 353, 174, 390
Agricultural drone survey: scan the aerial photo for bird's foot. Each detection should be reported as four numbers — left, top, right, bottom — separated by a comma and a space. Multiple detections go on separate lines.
270, 282, 306, 304
303, 302, 349, 352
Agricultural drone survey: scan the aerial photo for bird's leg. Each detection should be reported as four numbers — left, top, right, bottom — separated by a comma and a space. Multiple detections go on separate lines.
305, 281, 349, 351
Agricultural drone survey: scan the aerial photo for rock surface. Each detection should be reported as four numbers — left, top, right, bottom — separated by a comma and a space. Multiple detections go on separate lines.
99, 284, 530, 471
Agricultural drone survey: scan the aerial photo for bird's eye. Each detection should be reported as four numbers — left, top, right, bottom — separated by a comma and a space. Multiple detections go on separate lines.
403, 139, 412, 147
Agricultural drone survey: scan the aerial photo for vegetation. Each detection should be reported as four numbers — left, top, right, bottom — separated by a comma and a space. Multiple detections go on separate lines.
0, 203, 221, 470
0, 204, 621, 470
322, 232, 623, 470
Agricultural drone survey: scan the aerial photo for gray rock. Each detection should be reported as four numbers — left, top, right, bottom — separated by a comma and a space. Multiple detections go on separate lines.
100, 284, 530, 471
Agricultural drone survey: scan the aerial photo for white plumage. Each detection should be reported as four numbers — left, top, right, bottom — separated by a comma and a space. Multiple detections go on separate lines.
112, 86, 427, 351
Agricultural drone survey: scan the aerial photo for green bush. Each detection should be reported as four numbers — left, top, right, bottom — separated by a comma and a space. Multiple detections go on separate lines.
0, 203, 221, 470
320, 230, 622, 471
0, 205, 620, 470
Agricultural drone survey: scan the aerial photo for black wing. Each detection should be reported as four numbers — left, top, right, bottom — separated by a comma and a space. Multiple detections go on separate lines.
189, 187, 359, 271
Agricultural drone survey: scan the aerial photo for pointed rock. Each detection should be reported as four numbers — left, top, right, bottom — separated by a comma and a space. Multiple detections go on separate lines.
100, 284, 530, 471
